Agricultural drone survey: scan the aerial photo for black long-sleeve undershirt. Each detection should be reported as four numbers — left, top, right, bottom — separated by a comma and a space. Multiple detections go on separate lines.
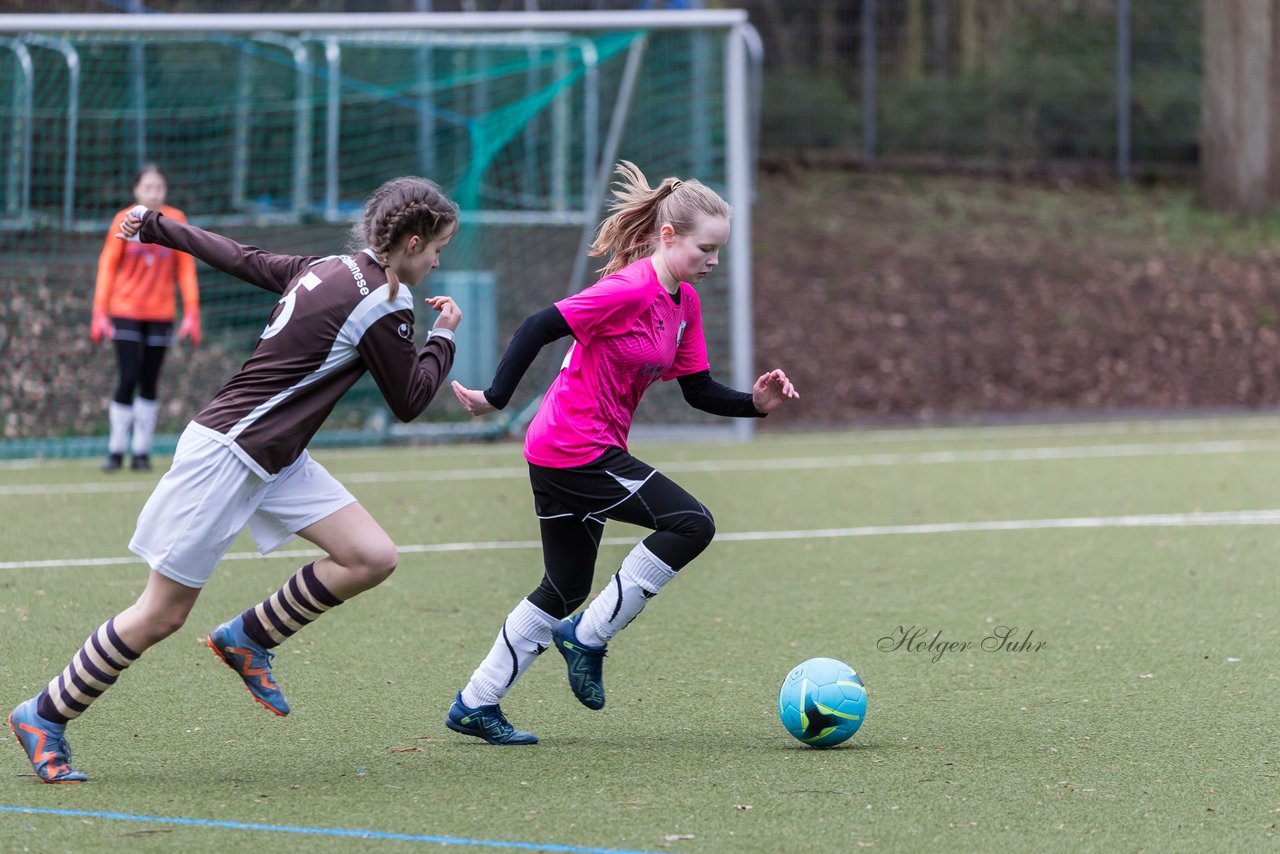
482, 303, 764, 418
677, 370, 764, 418
483, 305, 572, 410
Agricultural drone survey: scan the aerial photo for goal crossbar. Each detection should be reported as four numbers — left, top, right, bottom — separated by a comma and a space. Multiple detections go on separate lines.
0, 10, 749, 34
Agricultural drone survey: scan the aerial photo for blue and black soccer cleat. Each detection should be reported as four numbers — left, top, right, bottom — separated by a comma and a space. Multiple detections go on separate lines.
206, 616, 290, 716
445, 692, 538, 745
553, 614, 607, 710
8, 697, 87, 784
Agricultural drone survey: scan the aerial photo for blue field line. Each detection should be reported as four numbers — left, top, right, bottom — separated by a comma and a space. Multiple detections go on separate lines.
0, 805, 662, 853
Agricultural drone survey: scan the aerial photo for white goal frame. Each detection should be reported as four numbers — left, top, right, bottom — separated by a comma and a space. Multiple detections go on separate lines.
2, 11, 763, 441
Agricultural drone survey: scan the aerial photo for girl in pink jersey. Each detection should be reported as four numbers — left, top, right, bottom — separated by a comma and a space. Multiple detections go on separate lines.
10, 177, 462, 783
447, 161, 798, 744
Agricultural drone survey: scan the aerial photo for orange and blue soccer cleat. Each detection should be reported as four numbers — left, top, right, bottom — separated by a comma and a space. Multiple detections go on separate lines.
8, 697, 87, 784
445, 692, 538, 745
553, 614, 607, 710
206, 616, 290, 716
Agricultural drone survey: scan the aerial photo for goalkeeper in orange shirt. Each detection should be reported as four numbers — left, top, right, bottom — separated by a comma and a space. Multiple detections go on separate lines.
92, 164, 201, 472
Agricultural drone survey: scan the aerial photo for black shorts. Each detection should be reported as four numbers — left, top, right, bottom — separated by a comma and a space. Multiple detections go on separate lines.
111, 318, 174, 348
528, 447, 657, 522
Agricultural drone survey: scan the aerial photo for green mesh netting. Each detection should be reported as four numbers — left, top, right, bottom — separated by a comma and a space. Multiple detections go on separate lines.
1, 24, 736, 457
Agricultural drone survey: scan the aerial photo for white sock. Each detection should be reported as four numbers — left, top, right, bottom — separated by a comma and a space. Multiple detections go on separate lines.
107, 401, 133, 455
131, 397, 159, 456
461, 599, 557, 708
577, 542, 677, 647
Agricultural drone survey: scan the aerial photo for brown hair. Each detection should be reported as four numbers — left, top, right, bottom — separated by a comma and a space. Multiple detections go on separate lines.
132, 163, 167, 189
588, 160, 731, 278
351, 176, 459, 299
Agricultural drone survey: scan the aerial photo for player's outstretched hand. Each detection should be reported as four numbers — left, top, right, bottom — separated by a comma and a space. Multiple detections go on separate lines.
114, 204, 147, 241
451, 381, 496, 416
752, 368, 799, 414
426, 295, 462, 333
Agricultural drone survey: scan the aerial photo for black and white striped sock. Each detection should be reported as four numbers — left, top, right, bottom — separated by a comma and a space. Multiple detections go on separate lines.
240, 563, 344, 649
36, 617, 140, 725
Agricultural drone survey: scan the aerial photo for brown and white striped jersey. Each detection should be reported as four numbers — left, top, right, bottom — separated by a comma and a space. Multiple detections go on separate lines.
135, 211, 455, 479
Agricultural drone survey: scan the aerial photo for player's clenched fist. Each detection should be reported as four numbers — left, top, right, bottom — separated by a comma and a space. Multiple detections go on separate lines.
426, 295, 461, 332
114, 203, 148, 241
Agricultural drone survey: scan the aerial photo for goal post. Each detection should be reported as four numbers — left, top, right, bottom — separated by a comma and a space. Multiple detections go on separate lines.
0, 11, 762, 456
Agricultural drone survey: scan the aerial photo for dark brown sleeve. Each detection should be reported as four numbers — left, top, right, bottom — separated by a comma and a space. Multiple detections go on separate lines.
138, 210, 318, 296
357, 314, 456, 422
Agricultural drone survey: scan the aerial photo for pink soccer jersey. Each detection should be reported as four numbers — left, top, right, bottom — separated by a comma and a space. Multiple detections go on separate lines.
524, 257, 710, 468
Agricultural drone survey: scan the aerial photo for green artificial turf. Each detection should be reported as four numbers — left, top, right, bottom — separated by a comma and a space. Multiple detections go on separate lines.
2, 417, 1279, 852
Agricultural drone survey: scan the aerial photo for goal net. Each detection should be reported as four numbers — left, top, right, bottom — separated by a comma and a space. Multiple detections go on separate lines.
0, 10, 760, 457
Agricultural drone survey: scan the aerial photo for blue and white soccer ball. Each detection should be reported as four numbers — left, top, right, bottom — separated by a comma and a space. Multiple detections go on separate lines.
777, 657, 868, 748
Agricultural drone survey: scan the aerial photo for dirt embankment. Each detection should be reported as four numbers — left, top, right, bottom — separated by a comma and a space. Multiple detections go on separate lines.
751, 169, 1280, 426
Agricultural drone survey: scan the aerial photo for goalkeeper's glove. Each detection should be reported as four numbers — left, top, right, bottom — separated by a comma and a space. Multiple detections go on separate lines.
90, 309, 113, 343
178, 310, 202, 347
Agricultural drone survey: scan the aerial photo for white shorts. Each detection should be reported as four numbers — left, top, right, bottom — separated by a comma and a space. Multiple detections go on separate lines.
129, 427, 356, 588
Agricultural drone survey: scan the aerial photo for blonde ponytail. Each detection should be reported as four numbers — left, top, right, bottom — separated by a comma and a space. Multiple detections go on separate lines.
588, 160, 730, 278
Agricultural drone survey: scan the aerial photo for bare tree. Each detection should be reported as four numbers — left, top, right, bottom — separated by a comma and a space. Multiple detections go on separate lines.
1201, 0, 1280, 213
959, 0, 979, 77
902, 0, 925, 81
754, 0, 797, 67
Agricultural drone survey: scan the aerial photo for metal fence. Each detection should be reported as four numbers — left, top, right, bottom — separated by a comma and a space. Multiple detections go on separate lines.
738, 0, 1200, 178
7, 0, 1201, 176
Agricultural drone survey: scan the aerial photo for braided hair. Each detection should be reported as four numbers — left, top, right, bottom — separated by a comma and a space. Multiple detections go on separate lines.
351, 177, 459, 299
588, 160, 731, 278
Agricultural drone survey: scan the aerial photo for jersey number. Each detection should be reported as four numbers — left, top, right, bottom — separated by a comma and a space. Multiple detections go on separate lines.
261, 271, 323, 340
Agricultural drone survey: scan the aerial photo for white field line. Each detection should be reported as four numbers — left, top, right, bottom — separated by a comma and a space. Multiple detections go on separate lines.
3, 509, 1280, 572
1, 439, 1277, 498
756, 415, 1280, 446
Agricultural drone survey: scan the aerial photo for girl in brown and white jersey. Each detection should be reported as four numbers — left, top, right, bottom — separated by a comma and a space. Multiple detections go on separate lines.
9, 177, 462, 784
